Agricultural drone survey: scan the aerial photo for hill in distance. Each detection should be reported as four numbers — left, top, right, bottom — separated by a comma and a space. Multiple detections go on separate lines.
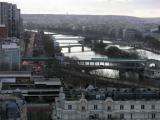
22, 14, 160, 29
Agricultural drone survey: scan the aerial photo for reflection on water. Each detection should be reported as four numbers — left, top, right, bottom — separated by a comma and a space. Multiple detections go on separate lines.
90, 69, 119, 78
137, 49, 160, 60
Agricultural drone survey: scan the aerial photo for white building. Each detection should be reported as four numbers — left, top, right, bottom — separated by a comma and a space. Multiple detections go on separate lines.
53, 88, 160, 120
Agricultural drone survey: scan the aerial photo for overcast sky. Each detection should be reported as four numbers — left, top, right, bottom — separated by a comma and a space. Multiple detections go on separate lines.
2, 0, 160, 17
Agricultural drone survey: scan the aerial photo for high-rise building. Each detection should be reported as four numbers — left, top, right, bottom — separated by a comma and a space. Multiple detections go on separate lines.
0, 24, 8, 39
0, 2, 23, 38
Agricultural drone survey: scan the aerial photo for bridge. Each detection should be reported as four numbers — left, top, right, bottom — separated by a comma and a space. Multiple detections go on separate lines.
55, 37, 84, 41
63, 58, 150, 71
60, 43, 79, 44
21, 57, 54, 61
60, 44, 84, 53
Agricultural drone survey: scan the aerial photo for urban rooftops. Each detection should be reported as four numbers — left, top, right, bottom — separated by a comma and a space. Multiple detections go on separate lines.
0, 71, 31, 78
64, 87, 160, 101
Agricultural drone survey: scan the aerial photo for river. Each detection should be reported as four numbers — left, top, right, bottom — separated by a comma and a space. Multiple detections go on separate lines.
52, 34, 160, 78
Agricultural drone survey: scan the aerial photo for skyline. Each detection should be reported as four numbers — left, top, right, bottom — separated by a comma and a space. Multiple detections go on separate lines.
2, 0, 160, 18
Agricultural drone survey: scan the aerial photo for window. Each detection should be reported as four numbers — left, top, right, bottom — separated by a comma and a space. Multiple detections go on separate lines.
89, 114, 99, 119
120, 114, 124, 119
107, 106, 111, 111
120, 105, 124, 110
151, 105, 155, 110
94, 114, 99, 119
131, 105, 134, 110
141, 105, 145, 110
152, 113, 156, 119
131, 113, 132, 119
94, 105, 98, 110
108, 114, 112, 119
68, 105, 72, 110
82, 106, 86, 111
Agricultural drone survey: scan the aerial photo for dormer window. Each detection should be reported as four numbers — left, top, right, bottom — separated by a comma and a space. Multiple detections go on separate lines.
68, 105, 72, 110
94, 105, 98, 110
141, 105, 145, 110
107, 106, 111, 111
82, 106, 86, 111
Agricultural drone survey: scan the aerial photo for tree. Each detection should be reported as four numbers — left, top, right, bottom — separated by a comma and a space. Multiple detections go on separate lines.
42, 35, 54, 57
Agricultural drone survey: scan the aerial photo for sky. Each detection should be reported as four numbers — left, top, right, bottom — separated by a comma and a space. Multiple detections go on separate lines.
2, 0, 160, 17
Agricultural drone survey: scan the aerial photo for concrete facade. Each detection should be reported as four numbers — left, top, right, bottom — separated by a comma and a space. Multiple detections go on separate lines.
0, 25, 8, 39
0, 2, 22, 38
53, 88, 160, 120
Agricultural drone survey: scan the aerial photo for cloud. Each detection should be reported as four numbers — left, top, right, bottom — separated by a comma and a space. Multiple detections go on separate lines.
1, 0, 160, 17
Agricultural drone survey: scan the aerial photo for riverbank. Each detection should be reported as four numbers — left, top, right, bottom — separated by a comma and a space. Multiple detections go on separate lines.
82, 40, 140, 59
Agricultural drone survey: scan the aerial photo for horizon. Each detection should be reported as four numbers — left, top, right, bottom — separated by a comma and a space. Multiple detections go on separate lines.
2, 0, 160, 18
22, 13, 160, 19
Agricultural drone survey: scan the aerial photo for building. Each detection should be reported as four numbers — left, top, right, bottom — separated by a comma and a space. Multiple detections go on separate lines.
150, 27, 160, 41
0, 2, 22, 38
53, 87, 160, 120
0, 42, 21, 70
0, 71, 31, 85
123, 29, 140, 41
0, 25, 8, 39
1, 76, 61, 102
0, 94, 27, 120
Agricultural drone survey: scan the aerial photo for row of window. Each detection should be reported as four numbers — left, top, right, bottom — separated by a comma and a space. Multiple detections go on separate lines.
120, 104, 155, 110
68, 104, 156, 110
108, 113, 156, 119
90, 113, 156, 119
67, 105, 156, 119
68, 105, 87, 111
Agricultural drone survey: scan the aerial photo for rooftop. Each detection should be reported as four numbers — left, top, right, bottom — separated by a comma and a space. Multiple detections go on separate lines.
0, 94, 18, 101
64, 87, 160, 101
2, 42, 19, 49
0, 24, 6, 27
33, 77, 61, 86
0, 71, 31, 78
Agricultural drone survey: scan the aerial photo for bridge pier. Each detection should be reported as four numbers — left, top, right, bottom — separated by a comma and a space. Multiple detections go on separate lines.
68, 47, 71, 53
82, 45, 84, 52
100, 40, 104, 44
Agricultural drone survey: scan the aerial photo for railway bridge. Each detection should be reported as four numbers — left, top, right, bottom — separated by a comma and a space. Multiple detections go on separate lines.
63, 58, 159, 72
